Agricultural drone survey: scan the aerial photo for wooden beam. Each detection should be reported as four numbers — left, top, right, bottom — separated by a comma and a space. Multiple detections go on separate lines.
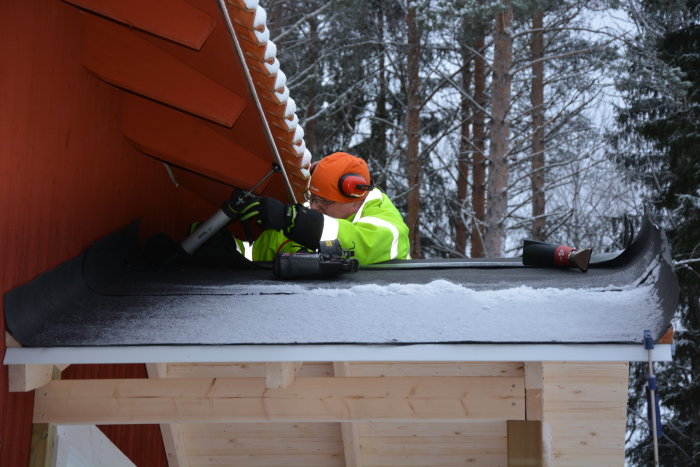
29, 362, 61, 467
33, 376, 524, 424
146, 363, 189, 467
9, 364, 54, 393
83, 14, 245, 127
28, 423, 57, 467
121, 93, 271, 190
334, 362, 362, 467
265, 362, 303, 389
507, 420, 547, 467
6, 332, 66, 392
65, 0, 214, 50
524, 362, 544, 421
5, 331, 21, 347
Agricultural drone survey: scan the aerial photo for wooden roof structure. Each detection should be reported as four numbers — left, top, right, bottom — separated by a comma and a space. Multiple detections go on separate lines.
0, 1, 677, 466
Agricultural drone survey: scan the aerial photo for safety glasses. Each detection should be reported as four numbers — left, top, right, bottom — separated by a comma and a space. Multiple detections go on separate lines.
305, 192, 335, 210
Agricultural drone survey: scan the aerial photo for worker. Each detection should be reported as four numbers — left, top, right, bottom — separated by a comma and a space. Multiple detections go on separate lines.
237, 152, 410, 265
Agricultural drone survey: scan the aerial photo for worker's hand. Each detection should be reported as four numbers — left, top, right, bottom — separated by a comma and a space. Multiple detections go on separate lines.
227, 190, 259, 215
239, 196, 292, 231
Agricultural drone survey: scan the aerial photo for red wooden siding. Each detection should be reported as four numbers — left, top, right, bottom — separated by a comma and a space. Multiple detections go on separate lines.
1, 0, 183, 464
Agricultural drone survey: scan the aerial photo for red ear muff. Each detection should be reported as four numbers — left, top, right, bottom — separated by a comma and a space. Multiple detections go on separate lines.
338, 173, 373, 198
309, 161, 319, 175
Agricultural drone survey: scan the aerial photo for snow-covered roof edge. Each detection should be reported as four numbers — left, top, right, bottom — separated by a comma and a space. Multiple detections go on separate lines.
222, 0, 312, 199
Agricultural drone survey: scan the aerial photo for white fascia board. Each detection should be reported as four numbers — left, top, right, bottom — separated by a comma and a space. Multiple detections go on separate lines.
3, 343, 672, 365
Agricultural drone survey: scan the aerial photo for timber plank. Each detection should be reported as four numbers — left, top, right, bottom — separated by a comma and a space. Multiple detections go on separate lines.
121, 94, 270, 189
180, 422, 342, 438
543, 362, 627, 467
350, 362, 524, 377
83, 14, 245, 127
33, 376, 524, 424
167, 362, 333, 379
66, 0, 214, 49
187, 454, 344, 467
358, 421, 506, 437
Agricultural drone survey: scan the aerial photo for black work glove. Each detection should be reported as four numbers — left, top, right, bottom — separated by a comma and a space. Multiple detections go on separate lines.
238, 196, 292, 231
236, 196, 326, 251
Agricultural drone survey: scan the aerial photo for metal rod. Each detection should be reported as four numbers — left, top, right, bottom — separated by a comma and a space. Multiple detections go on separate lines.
217, 0, 297, 203
648, 348, 660, 467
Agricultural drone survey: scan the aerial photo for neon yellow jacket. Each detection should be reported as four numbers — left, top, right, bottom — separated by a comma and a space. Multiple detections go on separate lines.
252, 188, 410, 265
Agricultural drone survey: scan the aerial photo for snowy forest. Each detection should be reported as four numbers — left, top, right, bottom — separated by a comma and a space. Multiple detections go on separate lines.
263, 0, 698, 464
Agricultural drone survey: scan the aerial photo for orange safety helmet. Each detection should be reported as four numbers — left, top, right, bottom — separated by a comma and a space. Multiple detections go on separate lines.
308, 152, 373, 203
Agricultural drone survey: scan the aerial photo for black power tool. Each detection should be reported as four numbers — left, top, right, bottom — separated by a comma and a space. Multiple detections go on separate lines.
273, 239, 359, 279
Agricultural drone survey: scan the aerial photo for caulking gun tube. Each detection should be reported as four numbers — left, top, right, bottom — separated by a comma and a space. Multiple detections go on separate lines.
180, 202, 237, 255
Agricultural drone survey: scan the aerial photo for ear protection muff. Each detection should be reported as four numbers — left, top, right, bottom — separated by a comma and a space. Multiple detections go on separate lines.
309, 161, 319, 175
338, 173, 374, 198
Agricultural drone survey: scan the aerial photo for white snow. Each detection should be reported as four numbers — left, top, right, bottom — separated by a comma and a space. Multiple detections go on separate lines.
243, 0, 259, 10
302, 148, 312, 167
273, 69, 286, 92
253, 5, 266, 29
254, 25, 269, 44
284, 96, 296, 118
293, 124, 305, 144
284, 113, 298, 131
97, 276, 662, 346
274, 85, 289, 104
293, 138, 306, 156
264, 40, 277, 62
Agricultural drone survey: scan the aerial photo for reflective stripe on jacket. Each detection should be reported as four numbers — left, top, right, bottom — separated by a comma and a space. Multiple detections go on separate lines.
252, 188, 410, 265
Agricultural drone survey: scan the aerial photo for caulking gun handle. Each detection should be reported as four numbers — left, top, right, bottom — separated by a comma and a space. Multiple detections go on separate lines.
178, 190, 257, 255
179, 208, 234, 255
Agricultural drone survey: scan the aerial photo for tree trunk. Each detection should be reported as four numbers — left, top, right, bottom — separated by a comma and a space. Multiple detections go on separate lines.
370, 0, 388, 185
406, 0, 422, 258
470, 32, 487, 258
530, 6, 545, 241
485, 2, 512, 257
455, 43, 471, 257
304, 16, 319, 155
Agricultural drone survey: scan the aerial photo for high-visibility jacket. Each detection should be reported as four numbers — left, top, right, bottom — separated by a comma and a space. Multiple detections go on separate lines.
252, 188, 410, 265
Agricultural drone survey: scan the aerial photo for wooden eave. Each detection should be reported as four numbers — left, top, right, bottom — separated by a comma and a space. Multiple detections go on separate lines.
63, 0, 311, 203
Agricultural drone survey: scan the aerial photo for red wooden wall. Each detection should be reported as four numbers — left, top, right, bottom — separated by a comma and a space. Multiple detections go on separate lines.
0, 0, 184, 464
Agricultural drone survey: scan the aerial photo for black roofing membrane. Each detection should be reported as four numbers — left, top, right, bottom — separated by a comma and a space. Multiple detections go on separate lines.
5, 219, 678, 347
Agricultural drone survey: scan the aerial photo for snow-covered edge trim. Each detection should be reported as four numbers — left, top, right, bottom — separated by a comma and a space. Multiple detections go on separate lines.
3, 343, 673, 364
227, 0, 312, 180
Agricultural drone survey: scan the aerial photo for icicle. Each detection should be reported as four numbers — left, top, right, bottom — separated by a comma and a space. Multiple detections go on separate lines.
254, 25, 269, 44
253, 5, 267, 30
300, 168, 311, 179
264, 40, 277, 63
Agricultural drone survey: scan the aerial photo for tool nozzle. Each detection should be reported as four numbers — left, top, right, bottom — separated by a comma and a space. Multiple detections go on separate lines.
570, 248, 592, 272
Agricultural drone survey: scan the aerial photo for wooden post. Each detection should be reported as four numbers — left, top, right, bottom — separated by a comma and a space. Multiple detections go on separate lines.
265, 362, 302, 389
524, 362, 544, 420
146, 363, 189, 467
507, 420, 544, 467
334, 362, 363, 467
29, 367, 61, 467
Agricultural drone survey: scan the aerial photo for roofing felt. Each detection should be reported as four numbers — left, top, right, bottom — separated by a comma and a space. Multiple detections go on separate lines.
5, 217, 677, 348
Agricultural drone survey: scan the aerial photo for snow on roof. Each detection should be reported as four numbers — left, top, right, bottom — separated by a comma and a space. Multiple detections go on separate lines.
4, 218, 677, 355
224, 0, 313, 184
